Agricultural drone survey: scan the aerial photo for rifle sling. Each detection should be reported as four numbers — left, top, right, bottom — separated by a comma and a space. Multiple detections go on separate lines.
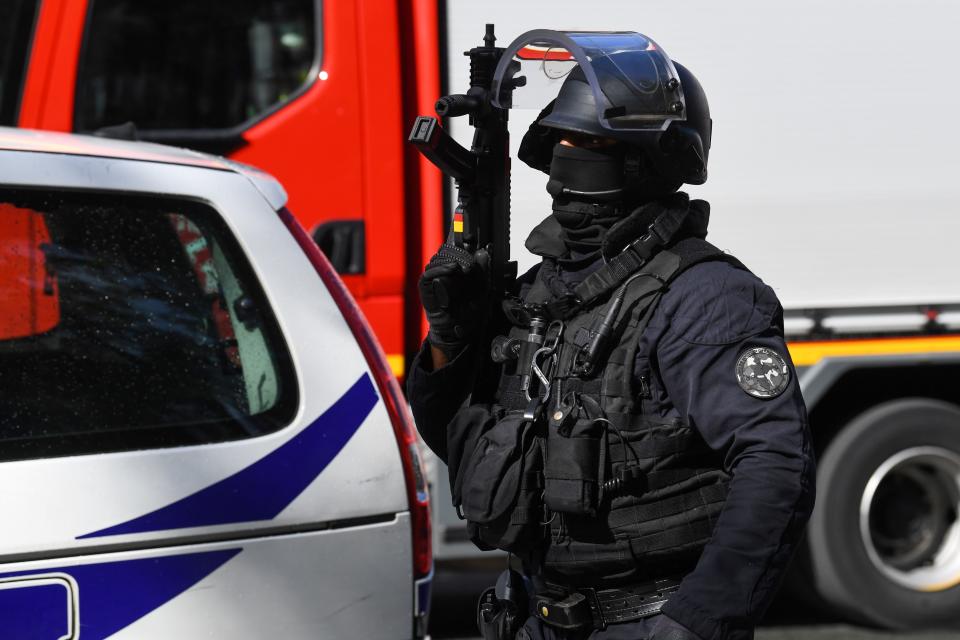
544, 206, 690, 320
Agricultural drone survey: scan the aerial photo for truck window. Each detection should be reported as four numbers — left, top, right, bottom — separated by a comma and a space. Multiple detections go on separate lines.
0, 0, 40, 125
0, 204, 61, 339
74, 0, 318, 134
0, 190, 297, 462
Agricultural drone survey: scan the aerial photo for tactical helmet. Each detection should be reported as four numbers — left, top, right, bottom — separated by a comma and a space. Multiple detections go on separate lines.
517, 61, 711, 187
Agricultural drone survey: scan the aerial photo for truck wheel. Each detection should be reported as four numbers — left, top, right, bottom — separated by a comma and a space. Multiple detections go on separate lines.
809, 398, 960, 628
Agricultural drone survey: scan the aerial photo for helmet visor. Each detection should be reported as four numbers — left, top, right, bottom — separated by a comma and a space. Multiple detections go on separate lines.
493, 30, 685, 132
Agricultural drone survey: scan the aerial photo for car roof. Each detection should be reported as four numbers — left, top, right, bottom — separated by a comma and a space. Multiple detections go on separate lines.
0, 127, 287, 208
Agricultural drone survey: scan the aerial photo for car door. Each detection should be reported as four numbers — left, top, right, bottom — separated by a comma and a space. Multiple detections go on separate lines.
0, 147, 412, 639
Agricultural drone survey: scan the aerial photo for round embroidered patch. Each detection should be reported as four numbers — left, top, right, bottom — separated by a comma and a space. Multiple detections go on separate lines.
735, 347, 790, 398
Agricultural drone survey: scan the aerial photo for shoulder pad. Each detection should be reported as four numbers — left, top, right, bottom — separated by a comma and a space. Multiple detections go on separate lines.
661, 260, 781, 346
669, 237, 745, 273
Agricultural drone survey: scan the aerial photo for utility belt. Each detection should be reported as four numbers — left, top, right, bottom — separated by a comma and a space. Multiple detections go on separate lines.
534, 576, 682, 630
476, 569, 683, 639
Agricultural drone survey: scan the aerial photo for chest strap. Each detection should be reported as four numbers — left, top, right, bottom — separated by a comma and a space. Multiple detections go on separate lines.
535, 206, 690, 321
572, 206, 689, 307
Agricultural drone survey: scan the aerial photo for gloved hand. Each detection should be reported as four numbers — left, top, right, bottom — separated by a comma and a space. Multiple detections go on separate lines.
418, 243, 489, 359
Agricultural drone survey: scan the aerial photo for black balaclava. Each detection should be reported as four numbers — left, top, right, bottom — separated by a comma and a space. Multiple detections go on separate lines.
547, 143, 625, 256
547, 143, 626, 204
547, 142, 682, 258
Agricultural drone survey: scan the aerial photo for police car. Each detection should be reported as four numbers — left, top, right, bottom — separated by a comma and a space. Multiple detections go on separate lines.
0, 127, 431, 639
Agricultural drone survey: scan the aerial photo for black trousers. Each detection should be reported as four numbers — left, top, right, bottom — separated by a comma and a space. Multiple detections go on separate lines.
517, 613, 664, 639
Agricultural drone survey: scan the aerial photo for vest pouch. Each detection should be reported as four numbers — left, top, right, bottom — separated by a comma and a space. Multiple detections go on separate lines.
458, 411, 545, 553
543, 396, 606, 517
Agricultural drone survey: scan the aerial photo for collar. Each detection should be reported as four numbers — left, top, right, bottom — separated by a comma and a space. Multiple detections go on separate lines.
525, 215, 567, 259
523, 193, 710, 261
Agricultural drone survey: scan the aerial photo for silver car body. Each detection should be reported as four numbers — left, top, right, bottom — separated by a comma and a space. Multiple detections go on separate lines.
0, 127, 415, 639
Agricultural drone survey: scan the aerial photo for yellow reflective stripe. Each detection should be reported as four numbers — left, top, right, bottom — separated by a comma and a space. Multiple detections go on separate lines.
452, 219, 464, 233
788, 335, 960, 367
386, 354, 405, 378
388, 338, 960, 375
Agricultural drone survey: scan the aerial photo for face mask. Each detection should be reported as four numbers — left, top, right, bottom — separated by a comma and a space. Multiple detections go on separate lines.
546, 143, 625, 203
551, 200, 620, 232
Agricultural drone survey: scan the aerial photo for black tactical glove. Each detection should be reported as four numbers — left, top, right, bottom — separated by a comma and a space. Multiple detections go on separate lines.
418, 244, 488, 359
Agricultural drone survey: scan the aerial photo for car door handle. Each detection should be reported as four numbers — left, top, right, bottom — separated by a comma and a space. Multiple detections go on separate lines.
312, 220, 365, 275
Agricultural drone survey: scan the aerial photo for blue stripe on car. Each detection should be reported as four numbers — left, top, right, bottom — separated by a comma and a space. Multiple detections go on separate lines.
0, 548, 240, 639
0, 579, 72, 639
80, 372, 378, 538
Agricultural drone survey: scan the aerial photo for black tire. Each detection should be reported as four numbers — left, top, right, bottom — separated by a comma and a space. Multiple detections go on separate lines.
809, 398, 960, 629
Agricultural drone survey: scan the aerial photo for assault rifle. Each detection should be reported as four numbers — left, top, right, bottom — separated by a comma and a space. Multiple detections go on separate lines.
408, 24, 522, 295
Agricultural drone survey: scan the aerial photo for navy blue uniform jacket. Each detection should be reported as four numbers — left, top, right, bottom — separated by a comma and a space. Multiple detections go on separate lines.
408, 254, 816, 640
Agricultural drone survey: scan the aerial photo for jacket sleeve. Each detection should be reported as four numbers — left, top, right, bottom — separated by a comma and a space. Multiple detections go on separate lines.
406, 341, 484, 462
405, 262, 542, 461
654, 261, 816, 640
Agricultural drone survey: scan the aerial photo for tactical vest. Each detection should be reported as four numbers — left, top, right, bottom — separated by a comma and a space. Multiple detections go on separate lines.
454, 236, 738, 583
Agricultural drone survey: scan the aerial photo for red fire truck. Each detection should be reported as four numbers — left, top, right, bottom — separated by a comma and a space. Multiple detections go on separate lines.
1, 0, 446, 379
5, 0, 960, 631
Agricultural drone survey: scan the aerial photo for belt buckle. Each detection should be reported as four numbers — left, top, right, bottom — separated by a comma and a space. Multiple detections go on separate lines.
580, 587, 606, 630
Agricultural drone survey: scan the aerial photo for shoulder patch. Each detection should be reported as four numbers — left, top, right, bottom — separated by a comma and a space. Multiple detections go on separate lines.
735, 347, 790, 398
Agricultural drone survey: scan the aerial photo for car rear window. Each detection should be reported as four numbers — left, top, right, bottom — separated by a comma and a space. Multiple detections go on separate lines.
74, 0, 318, 133
0, 190, 297, 461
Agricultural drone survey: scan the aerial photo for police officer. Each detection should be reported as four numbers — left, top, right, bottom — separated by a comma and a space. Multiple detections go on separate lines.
408, 33, 815, 640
